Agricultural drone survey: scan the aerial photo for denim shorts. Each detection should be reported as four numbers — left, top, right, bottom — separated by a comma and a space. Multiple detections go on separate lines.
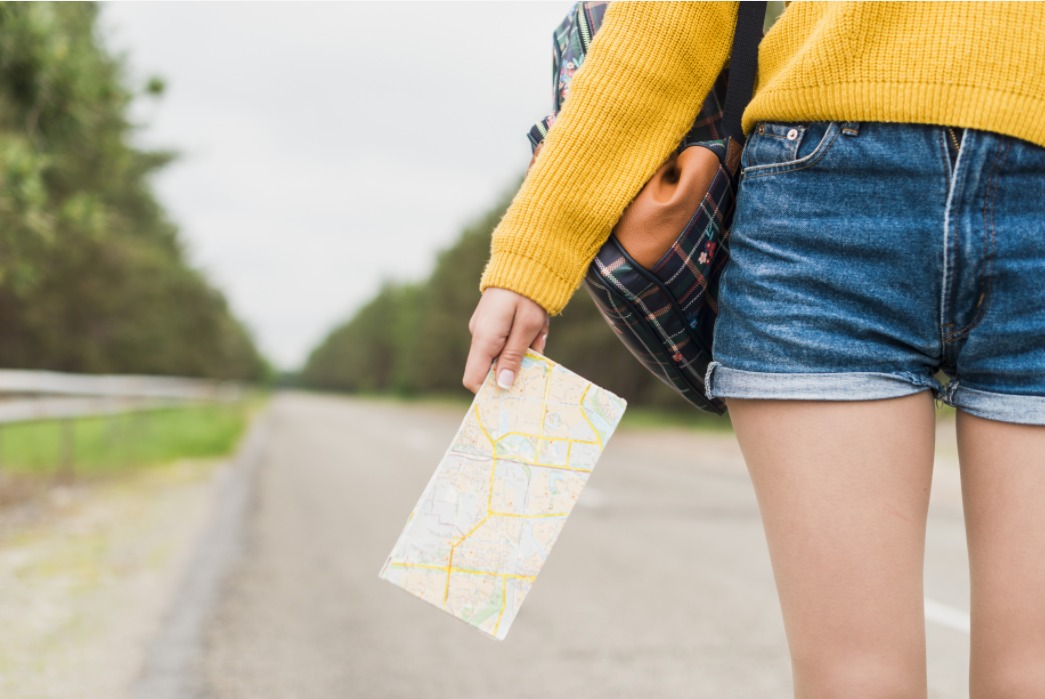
704, 120, 1045, 425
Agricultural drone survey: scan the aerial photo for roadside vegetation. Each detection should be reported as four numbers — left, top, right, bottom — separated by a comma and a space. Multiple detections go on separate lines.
0, 4, 267, 504
0, 402, 256, 477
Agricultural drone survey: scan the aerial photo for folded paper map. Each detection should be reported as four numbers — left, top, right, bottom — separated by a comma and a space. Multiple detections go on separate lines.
378, 348, 627, 640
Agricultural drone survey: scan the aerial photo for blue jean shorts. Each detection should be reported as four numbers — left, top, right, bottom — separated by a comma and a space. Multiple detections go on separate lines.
704, 120, 1045, 425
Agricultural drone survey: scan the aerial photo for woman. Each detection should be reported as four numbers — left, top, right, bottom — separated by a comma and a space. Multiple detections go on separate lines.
462, 3, 1045, 697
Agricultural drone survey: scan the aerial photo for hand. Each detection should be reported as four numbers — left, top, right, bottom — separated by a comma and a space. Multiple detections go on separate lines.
463, 287, 550, 393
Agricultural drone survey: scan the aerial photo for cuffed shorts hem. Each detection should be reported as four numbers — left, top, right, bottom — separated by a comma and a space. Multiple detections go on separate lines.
705, 362, 1045, 426
944, 381, 1045, 426
704, 361, 943, 402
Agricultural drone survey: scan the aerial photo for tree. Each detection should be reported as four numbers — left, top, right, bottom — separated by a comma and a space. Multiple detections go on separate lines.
0, 3, 264, 380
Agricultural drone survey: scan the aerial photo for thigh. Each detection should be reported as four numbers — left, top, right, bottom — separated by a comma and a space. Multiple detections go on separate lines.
728, 394, 936, 696
957, 411, 1045, 697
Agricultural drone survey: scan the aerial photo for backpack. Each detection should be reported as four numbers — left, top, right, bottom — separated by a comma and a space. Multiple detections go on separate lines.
527, 2, 765, 414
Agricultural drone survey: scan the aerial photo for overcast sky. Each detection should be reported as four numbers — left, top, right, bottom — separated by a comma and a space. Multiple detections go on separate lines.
102, 1, 572, 369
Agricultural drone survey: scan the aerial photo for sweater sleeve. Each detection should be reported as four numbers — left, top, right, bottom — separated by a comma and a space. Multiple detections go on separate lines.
478, 1, 740, 315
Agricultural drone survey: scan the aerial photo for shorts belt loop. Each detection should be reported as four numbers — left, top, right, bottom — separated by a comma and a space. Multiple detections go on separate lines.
841, 121, 861, 137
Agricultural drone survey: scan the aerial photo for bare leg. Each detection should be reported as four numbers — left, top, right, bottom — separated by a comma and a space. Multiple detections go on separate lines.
727, 393, 936, 699
957, 411, 1045, 698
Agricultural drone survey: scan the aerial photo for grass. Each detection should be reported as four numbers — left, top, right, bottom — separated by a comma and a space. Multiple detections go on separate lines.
618, 404, 734, 432
0, 402, 253, 476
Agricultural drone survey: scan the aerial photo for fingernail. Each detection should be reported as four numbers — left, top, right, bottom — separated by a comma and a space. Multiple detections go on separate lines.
497, 369, 514, 390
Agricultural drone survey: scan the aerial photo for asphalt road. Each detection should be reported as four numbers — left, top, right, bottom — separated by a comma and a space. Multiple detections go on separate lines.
140, 392, 974, 699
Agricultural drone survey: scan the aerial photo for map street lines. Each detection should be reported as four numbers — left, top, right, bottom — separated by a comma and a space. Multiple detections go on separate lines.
379, 349, 627, 640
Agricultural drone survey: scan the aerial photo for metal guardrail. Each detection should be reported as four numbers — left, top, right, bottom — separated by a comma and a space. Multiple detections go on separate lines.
0, 370, 242, 425
0, 369, 245, 480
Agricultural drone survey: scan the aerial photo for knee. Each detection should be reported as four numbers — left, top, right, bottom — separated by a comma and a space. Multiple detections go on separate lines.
791, 653, 926, 699
972, 659, 1045, 699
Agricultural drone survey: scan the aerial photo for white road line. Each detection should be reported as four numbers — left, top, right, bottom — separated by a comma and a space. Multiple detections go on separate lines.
924, 597, 970, 634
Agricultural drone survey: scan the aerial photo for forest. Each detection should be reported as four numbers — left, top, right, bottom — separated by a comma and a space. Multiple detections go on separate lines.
0, 3, 264, 380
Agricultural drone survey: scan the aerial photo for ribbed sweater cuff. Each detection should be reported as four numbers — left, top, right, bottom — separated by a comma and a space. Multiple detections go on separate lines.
479, 249, 579, 316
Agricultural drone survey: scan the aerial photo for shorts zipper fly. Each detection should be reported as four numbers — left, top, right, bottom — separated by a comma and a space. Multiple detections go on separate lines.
945, 126, 964, 172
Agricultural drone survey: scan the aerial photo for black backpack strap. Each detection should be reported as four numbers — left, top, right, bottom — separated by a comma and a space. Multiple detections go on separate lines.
721, 1, 768, 144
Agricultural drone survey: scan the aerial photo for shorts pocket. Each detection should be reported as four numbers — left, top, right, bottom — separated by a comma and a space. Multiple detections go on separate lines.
740, 121, 842, 179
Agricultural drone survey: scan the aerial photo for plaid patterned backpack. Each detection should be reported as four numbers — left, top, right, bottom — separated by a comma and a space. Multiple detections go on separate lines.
528, 2, 766, 414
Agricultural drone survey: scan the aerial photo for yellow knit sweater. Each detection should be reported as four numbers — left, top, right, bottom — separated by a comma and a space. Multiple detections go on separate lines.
478, 1, 1045, 315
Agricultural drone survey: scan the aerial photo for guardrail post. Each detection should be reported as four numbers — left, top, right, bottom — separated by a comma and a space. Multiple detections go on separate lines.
60, 419, 75, 480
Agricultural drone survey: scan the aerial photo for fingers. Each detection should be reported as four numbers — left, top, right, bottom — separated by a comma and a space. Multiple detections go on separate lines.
463, 301, 512, 393
492, 303, 546, 391
462, 288, 550, 394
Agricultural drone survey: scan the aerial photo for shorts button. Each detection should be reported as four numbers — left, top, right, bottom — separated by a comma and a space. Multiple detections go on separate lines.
786, 128, 799, 140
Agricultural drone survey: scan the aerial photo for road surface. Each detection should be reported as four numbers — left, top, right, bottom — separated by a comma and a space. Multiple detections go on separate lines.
137, 392, 973, 698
